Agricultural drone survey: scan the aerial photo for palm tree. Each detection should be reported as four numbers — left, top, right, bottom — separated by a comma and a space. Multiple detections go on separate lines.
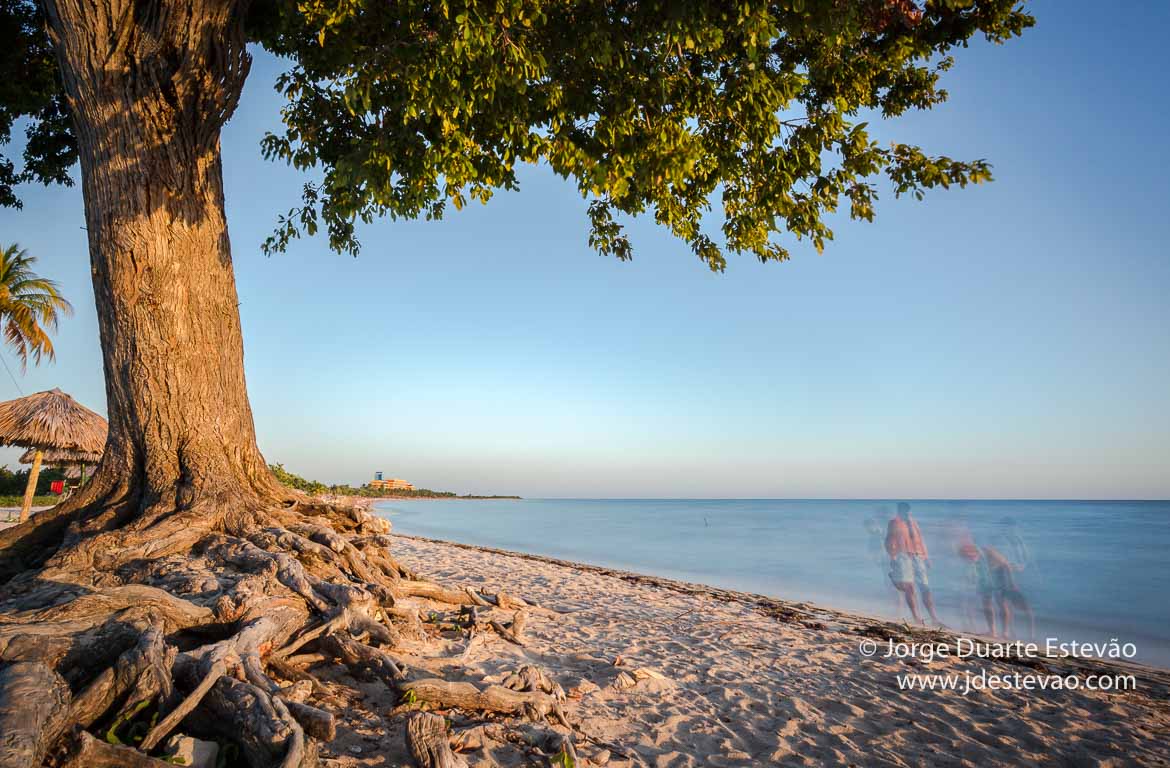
0, 244, 73, 370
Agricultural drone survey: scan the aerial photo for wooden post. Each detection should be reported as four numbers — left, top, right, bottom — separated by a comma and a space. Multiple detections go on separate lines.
19, 449, 43, 523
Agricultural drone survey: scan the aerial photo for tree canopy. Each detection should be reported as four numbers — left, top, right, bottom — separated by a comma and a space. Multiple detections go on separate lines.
2, 0, 1032, 270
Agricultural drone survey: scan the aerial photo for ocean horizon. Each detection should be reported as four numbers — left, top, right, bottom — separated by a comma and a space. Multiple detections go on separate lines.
377, 497, 1170, 668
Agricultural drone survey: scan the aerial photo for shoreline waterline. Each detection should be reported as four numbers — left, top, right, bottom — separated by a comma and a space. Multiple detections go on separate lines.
390, 531, 1170, 677
377, 497, 1170, 668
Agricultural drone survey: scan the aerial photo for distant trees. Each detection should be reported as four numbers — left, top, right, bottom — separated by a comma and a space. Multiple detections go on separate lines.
0, 463, 67, 496
268, 462, 330, 495
268, 463, 481, 499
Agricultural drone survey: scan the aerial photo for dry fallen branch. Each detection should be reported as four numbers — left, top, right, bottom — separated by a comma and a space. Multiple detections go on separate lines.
403, 678, 569, 726
489, 610, 528, 646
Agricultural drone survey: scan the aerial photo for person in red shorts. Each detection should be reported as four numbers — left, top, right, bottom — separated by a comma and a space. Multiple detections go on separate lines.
885, 502, 942, 626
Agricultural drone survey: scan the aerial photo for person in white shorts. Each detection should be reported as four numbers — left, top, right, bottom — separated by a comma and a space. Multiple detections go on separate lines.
885, 502, 942, 626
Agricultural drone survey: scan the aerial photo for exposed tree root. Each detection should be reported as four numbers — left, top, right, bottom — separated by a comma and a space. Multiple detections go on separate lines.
0, 662, 70, 767
406, 712, 469, 768
67, 627, 171, 731
0, 491, 597, 768
138, 658, 224, 751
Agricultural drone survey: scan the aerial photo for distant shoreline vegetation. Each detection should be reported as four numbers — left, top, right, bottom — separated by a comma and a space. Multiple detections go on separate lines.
0, 464, 72, 498
269, 463, 520, 500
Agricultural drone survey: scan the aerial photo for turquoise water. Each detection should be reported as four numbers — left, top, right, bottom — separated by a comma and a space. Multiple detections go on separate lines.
376, 498, 1170, 667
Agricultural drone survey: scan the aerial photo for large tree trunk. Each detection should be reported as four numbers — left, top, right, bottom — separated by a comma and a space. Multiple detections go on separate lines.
43, 0, 277, 526
0, 0, 290, 581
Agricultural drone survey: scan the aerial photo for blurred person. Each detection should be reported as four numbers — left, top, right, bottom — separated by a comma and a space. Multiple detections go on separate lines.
885, 502, 942, 626
982, 544, 1036, 640
949, 515, 995, 634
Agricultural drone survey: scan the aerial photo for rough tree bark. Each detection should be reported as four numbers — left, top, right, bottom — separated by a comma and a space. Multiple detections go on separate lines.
0, 0, 292, 586
49, 0, 276, 530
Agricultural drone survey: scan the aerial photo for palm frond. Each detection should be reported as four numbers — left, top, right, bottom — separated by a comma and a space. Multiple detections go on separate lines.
0, 244, 71, 371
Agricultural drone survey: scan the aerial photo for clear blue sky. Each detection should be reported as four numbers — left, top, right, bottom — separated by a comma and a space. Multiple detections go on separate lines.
1, 0, 1167, 499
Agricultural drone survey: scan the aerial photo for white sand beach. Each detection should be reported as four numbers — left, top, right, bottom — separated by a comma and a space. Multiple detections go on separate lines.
294, 533, 1170, 767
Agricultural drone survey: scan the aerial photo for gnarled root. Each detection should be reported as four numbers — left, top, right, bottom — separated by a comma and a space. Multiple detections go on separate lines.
317, 631, 405, 688
177, 657, 316, 767
68, 627, 171, 730
0, 493, 564, 767
406, 712, 469, 768
0, 662, 70, 767
139, 658, 225, 752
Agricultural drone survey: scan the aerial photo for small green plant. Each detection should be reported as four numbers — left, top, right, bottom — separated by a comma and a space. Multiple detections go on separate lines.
104, 698, 153, 745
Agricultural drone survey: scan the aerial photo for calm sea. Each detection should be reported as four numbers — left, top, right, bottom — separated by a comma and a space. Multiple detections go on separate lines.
375, 498, 1170, 667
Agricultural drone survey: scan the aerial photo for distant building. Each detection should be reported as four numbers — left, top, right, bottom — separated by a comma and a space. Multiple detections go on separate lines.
368, 473, 414, 491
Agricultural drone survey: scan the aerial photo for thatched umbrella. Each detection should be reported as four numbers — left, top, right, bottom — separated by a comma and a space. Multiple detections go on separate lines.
19, 446, 103, 466
20, 446, 103, 482
0, 388, 107, 522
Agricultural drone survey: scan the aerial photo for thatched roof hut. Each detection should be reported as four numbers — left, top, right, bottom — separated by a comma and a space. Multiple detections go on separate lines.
0, 388, 107, 522
0, 388, 107, 455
